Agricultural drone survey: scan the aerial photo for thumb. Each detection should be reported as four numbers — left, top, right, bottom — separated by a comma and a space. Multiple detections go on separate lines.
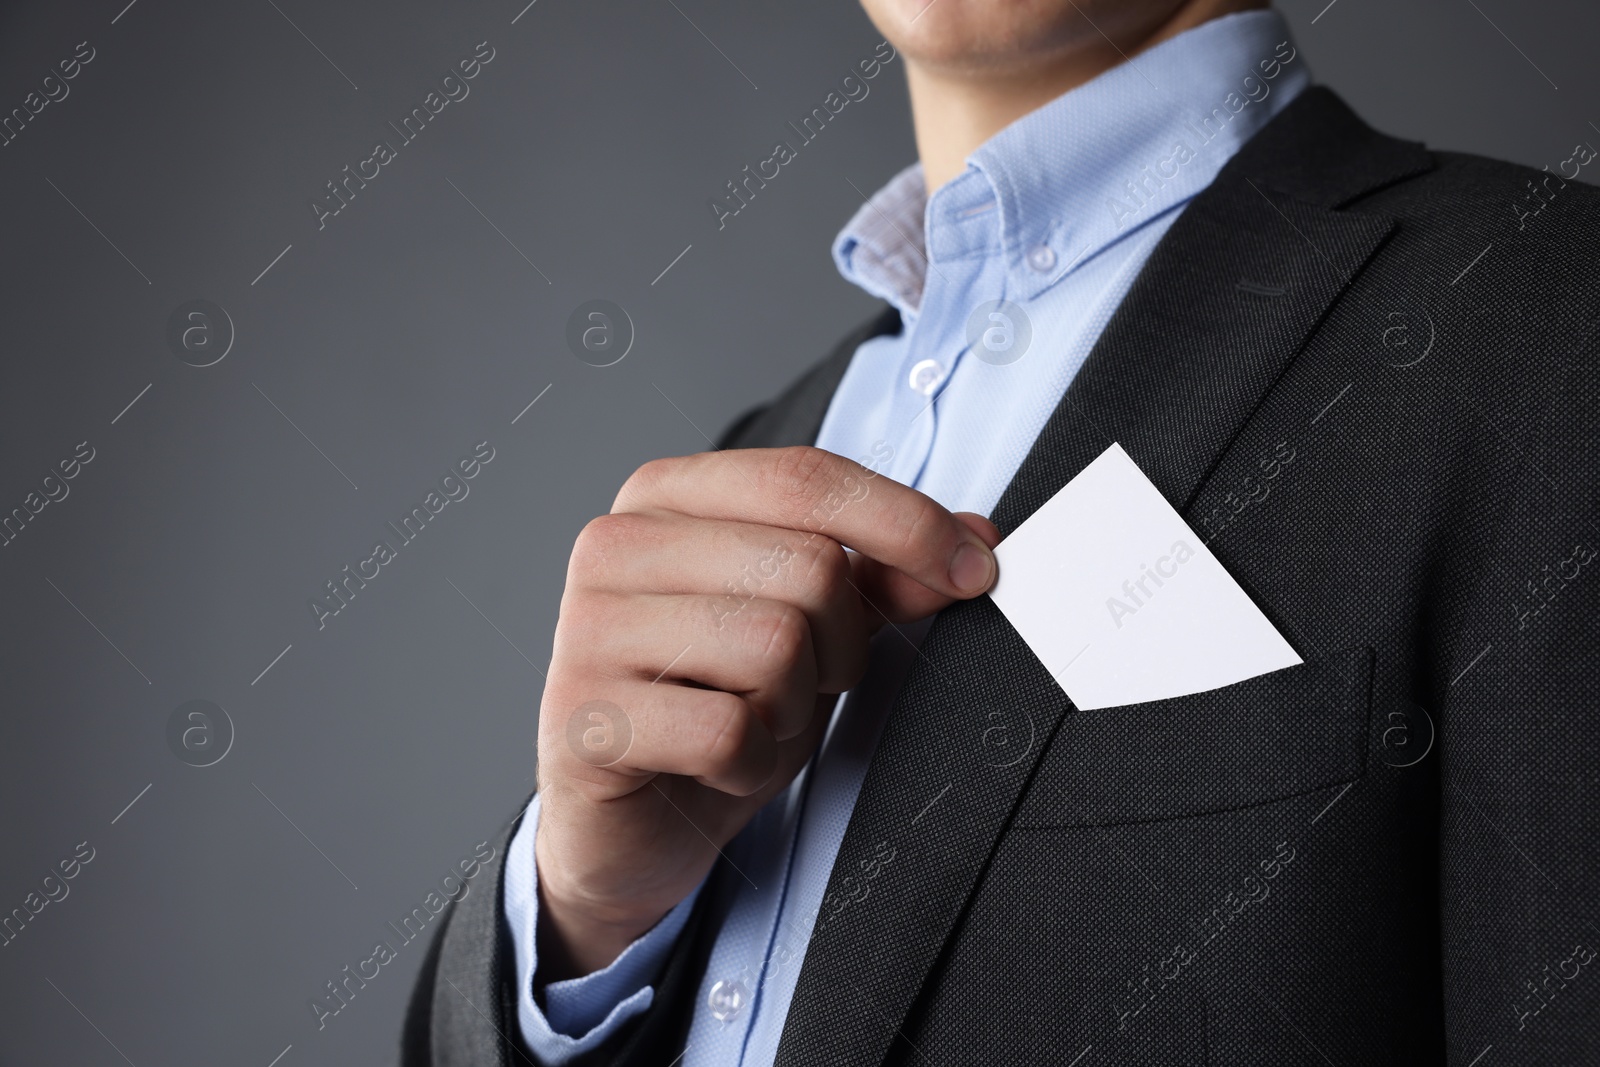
849, 511, 1002, 628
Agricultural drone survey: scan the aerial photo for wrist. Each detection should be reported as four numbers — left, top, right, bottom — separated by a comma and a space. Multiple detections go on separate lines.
534, 831, 668, 982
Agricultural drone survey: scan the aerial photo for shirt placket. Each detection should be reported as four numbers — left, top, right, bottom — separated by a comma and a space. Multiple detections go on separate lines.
681, 764, 812, 1063
881, 195, 1001, 493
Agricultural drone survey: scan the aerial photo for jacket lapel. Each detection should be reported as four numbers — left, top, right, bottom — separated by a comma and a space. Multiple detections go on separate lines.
772, 88, 1429, 1067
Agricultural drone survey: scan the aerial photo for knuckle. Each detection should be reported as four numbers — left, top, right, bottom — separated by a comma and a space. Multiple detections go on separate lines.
551, 590, 613, 652
749, 601, 809, 666
883, 493, 944, 560
764, 446, 840, 516
569, 513, 641, 575
614, 456, 677, 510
835, 647, 870, 693
798, 535, 851, 606
699, 695, 754, 775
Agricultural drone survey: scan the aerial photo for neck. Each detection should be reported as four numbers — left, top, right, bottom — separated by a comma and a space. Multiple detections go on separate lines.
906, 0, 1266, 194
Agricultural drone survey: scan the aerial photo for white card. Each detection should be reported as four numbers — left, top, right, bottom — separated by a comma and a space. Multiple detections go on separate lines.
988, 443, 1300, 710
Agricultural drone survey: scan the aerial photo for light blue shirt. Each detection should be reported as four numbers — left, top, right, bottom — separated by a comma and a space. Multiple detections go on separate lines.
505, 12, 1309, 1064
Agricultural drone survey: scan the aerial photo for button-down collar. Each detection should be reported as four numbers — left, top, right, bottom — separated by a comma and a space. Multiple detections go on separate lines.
834, 10, 1307, 314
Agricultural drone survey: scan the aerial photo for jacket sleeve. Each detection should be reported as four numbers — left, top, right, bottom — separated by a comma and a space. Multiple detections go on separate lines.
401, 796, 719, 1067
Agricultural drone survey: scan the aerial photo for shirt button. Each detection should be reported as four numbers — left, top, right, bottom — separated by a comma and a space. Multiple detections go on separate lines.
907, 358, 946, 396
1026, 244, 1057, 273
707, 978, 749, 1022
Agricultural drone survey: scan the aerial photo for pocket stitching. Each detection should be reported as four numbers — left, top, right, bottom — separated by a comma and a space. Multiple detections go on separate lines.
1014, 645, 1373, 828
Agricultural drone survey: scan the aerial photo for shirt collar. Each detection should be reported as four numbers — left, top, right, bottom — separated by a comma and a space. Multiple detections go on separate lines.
832, 161, 929, 312
833, 9, 1309, 314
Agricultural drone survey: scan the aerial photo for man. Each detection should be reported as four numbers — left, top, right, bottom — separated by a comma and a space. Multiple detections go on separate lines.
406, 0, 1600, 1062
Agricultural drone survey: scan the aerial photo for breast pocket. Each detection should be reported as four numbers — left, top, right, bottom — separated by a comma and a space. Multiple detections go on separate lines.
1014, 645, 1373, 827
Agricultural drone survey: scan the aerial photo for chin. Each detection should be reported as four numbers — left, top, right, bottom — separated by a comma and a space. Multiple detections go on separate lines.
861, 0, 1188, 74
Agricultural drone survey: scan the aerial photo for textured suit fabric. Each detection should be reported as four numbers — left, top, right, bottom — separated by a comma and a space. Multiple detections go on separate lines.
404, 86, 1600, 1065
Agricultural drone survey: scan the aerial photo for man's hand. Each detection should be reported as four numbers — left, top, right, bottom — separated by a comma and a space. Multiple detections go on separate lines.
533, 446, 999, 979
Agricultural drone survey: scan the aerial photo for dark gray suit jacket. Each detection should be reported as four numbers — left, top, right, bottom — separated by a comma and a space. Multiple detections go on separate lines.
404, 87, 1600, 1065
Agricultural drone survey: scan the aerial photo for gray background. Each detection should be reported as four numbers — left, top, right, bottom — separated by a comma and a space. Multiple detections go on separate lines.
0, 0, 1594, 1062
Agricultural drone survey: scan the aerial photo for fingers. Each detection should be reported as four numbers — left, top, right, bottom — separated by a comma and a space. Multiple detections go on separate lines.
542, 447, 1005, 811
612, 447, 998, 599
548, 682, 780, 796
555, 592, 823, 741
565, 512, 872, 693
850, 512, 1003, 624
